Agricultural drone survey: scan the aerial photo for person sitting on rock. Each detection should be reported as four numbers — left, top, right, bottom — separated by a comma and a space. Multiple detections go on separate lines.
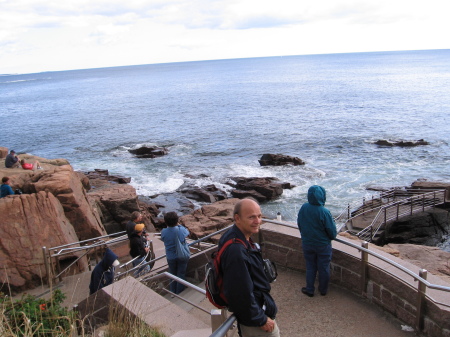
0, 177, 15, 198
20, 159, 42, 170
89, 248, 120, 295
5, 150, 20, 168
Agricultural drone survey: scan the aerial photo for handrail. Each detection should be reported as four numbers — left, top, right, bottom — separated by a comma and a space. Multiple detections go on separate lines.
209, 315, 237, 337
266, 220, 450, 293
337, 189, 446, 236
357, 189, 446, 241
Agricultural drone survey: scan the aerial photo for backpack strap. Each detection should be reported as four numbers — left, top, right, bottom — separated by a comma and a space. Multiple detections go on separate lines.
215, 238, 247, 267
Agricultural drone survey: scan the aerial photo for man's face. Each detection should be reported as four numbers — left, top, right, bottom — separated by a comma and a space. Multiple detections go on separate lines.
235, 200, 262, 239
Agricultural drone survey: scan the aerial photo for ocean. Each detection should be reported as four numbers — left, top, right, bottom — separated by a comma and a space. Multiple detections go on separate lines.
2, 49, 450, 223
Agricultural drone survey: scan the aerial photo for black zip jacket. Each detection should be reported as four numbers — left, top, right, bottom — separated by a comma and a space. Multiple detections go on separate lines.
219, 225, 277, 327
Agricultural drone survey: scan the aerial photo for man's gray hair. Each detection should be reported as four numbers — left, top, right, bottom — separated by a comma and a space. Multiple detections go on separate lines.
233, 197, 259, 216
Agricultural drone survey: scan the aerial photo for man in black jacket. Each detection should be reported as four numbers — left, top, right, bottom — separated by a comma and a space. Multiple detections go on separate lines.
219, 198, 279, 337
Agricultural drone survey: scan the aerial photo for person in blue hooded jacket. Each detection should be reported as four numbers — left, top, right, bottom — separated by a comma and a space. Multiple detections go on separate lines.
89, 248, 119, 295
297, 185, 337, 297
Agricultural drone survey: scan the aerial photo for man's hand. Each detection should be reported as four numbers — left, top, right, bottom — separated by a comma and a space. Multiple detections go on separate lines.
260, 317, 275, 332
144, 247, 150, 253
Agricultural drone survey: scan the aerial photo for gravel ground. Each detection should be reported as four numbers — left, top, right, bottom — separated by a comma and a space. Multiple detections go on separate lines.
271, 267, 418, 337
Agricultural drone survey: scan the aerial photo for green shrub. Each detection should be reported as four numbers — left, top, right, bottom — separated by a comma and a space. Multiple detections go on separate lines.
0, 289, 74, 337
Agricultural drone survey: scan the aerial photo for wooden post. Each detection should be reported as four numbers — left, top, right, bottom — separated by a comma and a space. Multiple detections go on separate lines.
416, 269, 427, 331
361, 242, 369, 297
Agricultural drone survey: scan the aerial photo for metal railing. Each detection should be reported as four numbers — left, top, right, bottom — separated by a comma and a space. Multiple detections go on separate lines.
335, 189, 446, 238
114, 225, 233, 281
43, 231, 129, 286
141, 271, 237, 336
356, 189, 446, 241
267, 219, 450, 332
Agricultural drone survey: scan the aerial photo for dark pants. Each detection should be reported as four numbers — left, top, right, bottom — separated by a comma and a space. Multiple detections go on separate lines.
167, 258, 189, 294
302, 243, 332, 295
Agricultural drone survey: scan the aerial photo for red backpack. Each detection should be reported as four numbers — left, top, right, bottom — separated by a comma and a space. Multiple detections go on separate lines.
205, 238, 246, 308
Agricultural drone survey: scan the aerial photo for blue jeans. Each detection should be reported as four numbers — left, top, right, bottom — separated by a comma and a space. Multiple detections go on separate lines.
302, 243, 332, 295
132, 256, 150, 277
167, 258, 189, 294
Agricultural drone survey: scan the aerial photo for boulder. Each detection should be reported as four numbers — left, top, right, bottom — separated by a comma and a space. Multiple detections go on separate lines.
128, 146, 168, 158
374, 139, 430, 147
258, 153, 305, 166
140, 193, 195, 229
23, 166, 106, 240
177, 183, 228, 203
87, 182, 154, 234
180, 198, 239, 239
229, 177, 293, 202
83, 169, 131, 184
411, 180, 450, 200
384, 243, 450, 283
0, 192, 86, 294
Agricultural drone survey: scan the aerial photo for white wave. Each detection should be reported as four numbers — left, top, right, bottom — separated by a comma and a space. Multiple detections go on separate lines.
1, 79, 38, 84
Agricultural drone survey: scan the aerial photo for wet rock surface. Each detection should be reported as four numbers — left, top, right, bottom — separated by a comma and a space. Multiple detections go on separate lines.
374, 139, 430, 147
258, 153, 305, 166
128, 146, 168, 158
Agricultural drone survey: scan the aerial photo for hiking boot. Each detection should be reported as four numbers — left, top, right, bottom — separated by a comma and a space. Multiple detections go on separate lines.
301, 287, 314, 297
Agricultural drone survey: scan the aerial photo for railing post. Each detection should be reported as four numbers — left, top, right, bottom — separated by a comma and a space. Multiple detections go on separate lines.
422, 194, 425, 212
411, 197, 414, 215
416, 269, 427, 331
54, 249, 63, 283
360, 242, 369, 297
396, 203, 399, 220
42, 246, 52, 287
347, 204, 350, 219
211, 309, 228, 334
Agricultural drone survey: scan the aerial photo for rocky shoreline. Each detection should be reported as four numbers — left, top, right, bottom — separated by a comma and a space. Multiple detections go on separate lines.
1, 148, 450, 293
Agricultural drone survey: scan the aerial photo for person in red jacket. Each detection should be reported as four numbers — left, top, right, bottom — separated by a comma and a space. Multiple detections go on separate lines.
20, 159, 42, 170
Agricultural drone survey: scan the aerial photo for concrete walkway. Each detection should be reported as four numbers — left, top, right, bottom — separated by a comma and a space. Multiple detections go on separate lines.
165, 268, 417, 337
271, 267, 417, 337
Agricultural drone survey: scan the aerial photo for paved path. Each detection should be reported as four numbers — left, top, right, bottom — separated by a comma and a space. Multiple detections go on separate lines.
271, 267, 417, 337
174, 267, 417, 337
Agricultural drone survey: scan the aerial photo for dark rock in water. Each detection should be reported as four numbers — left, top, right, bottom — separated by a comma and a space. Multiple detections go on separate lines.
177, 183, 228, 203
128, 146, 168, 158
258, 153, 305, 166
231, 189, 267, 202
374, 139, 430, 147
140, 193, 195, 228
228, 177, 293, 202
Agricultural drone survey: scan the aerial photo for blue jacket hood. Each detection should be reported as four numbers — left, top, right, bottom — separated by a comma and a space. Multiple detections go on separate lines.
102, 248, 118, 269
307, 185, 326, 206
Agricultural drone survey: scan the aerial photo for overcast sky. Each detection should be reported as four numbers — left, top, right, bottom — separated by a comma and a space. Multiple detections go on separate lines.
1, 0, 448, 74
